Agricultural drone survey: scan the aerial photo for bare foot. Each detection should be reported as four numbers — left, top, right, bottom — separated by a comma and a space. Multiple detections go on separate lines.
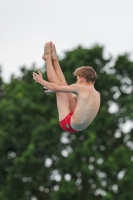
50, 41, 58, 60
42, 42, 51, 61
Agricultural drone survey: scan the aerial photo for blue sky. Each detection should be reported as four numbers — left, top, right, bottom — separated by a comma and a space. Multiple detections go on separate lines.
0, 0, 133, 82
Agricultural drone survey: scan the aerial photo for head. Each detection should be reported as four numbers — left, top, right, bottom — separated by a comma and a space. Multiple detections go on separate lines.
73, 66, 97, 84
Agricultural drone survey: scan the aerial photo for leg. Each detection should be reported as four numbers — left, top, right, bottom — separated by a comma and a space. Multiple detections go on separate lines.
42, 42, 60, 85
50, 41, 76, 111
56, 93, 72, 121
50, 41, 67, 85
42, 42, 71, 121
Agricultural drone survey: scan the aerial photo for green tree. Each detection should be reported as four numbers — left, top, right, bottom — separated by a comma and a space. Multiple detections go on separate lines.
0, 45, 133, 200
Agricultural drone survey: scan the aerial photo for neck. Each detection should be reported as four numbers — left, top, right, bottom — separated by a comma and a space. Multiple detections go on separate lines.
83, 81, 94, 87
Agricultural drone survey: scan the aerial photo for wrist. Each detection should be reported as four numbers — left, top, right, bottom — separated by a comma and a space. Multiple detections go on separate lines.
38, 79, 44, 85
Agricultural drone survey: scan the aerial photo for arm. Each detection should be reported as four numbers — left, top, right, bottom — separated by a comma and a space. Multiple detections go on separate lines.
33, 70, 79, 94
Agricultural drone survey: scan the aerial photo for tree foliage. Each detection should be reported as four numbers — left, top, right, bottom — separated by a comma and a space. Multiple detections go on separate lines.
0, 45, 133, 200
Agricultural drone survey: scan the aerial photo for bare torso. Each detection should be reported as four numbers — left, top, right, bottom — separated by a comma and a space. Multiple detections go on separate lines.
71, 85, 100, 131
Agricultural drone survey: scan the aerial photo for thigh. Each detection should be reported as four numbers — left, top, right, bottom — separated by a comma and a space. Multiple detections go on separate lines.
56, 93, 72, 121
67, 93, 77, 111
57, 81, 76, 111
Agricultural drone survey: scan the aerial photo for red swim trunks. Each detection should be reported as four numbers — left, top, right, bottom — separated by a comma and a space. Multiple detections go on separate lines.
59, 112, 78, 133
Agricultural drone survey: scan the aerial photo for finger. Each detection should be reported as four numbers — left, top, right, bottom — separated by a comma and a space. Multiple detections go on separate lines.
33, 75, 36, 78
33, 72, 37, 76
38, 70, 42, 77
44, 90, 54, 93
33, 73, 38, 77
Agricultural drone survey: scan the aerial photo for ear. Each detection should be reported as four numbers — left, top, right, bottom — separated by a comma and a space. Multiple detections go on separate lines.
80, 77, 85, 82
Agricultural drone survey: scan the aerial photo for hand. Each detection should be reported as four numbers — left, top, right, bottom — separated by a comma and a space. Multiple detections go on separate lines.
33, 70, 43, 83
44, 87, 54, 93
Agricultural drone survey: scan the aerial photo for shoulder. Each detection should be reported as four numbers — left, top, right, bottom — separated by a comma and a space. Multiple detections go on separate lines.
69, 83, 85, 92
69, 83, 84, 89
70, 84, 94, 97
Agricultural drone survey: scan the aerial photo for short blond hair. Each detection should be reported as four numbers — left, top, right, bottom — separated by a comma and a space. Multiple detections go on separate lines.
73, 66, 97, 83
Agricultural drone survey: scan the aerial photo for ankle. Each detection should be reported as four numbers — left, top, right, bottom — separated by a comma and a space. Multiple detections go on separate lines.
42, 55, 51, 61
45, 57, 52, 63
52, 57, 58, 63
